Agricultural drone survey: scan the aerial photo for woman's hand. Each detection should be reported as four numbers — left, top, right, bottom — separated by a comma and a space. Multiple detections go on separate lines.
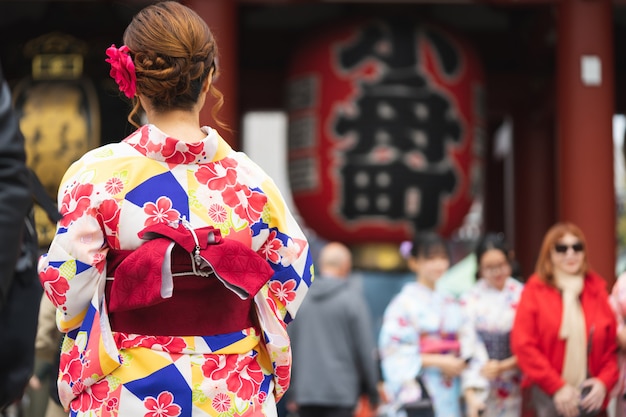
481, 359, 501, 380
617, 326, 626, 350
28, 375, 41, 390
464, 388, 486, 417
439, 354, 467, 379
553, 384, 581, 417
286, 401, 298, 414
579, 378, 606, 415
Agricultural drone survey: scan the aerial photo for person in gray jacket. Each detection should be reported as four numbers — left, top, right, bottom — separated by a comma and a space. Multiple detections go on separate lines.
287, 241, 380, 417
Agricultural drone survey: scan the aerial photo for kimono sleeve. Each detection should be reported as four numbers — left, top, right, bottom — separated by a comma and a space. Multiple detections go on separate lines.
37, 163, 109, 333
592, 285, 619, 396
252, 175, 313, 326
610, 272, 626, 331
378, 292, 422, 392
459, 291, 490, 392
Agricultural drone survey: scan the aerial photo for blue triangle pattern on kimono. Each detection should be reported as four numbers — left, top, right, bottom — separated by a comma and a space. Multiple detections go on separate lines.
125, 171, 190, 220
124, 363, 192, 410
202, 330, 248, 352
49, 260, 92, 275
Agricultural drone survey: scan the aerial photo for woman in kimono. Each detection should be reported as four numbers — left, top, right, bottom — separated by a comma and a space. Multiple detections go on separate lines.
461, 234, 524, 417
37, 2, 313, 416
608, 271, 626, 416
378, 232, 480, 417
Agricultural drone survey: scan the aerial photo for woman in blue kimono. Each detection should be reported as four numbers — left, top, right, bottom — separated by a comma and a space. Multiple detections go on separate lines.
379, 232, 480, 417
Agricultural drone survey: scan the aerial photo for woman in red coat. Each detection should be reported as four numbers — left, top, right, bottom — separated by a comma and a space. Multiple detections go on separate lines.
511, 222, 618, 417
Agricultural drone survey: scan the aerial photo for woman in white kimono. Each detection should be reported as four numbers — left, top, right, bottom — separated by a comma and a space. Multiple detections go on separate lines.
608, 272, 626, 417
461, 234, 524, 417
378, 232, 483, 417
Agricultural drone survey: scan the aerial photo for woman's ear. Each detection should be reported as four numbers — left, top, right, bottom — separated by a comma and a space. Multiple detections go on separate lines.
202, 76, 211, 94
407, 257, 419, 273
137, 94, 150, 113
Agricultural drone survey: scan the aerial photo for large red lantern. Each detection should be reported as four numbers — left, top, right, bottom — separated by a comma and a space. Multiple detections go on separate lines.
286, 18, 484, 244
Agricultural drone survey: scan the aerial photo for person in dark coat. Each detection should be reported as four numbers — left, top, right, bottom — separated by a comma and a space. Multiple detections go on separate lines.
0, 61, 42, 411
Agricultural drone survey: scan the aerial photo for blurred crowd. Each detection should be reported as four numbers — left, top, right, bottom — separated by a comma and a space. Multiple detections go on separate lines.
287, 223, 626, 417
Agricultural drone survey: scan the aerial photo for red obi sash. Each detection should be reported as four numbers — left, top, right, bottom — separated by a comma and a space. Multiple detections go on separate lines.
105, 223, 274, 336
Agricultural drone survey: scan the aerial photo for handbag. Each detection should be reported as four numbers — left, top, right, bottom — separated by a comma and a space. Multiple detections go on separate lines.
400, 377, 435, 417
531, 328, 600, 417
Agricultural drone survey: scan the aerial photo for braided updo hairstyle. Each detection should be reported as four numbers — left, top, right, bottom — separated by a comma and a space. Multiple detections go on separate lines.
123, 1, 225, 129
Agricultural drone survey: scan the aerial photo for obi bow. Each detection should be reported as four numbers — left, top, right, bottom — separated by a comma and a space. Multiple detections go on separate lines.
107, 222, 274, 312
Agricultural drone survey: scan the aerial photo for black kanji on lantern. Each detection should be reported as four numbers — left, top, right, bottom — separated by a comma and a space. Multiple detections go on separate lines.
333, 19, 463, 232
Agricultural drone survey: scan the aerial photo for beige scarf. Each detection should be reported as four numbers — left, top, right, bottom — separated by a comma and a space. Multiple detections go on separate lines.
554, 272, 586, 387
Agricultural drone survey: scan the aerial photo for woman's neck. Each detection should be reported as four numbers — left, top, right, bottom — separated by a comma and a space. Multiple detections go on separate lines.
485, 279, 506, 291
553, 270, 583, 281
418, 276, 435, 290
145, 109, 205, 143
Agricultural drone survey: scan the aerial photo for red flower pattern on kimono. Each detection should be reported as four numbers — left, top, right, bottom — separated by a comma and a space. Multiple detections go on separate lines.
263, 293, 283, 328
207, 203, 228, 223
202, 354, 238, 381
40, 267, 70, 306
195, 157, 238, 191
275, 365, 291, 391
268, 279, 297, 304
105, 396, 119, 412
257, 391, 267, 403
92, 253, 106, 273
225, 356, 264, 401
259, 230, 282, 264
73, 379, 111, 413
143, 197, 180, 226
105, 177, 124, 195
59, 345, 83, 388
221, 184, 266, 224
137, 336, 187, 352
136, 128, 164, 155
114, 332, 145, 347
161, 137, 205, 165
144, 391, 181, 417
211, 393, 231, 413
59, 183, 94, 227
115, 334, 188, 353
97, 198, 121, 248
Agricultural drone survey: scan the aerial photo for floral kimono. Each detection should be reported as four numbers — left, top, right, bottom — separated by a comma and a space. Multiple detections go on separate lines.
38, 124, 314, 417
609, 272, 626, 417
460, 277, 524, 417
378, 282, 482, 417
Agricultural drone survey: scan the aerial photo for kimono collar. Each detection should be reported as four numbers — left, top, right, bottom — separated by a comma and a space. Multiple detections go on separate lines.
123, 124, 231, 165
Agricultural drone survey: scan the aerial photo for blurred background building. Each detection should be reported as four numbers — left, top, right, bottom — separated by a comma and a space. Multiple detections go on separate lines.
1, 0, 625, 305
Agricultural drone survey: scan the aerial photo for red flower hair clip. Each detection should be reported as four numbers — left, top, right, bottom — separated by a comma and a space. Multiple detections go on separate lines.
105, 44, 136, 99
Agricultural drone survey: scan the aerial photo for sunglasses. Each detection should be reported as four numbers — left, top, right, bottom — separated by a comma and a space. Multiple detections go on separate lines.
554, 242, 584, 253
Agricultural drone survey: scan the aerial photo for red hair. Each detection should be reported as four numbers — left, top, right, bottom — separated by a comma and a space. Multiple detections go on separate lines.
535, 222, 589, 285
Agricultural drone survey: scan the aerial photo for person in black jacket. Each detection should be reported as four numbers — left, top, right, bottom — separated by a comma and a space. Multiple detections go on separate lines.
0, 61, 43, 411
